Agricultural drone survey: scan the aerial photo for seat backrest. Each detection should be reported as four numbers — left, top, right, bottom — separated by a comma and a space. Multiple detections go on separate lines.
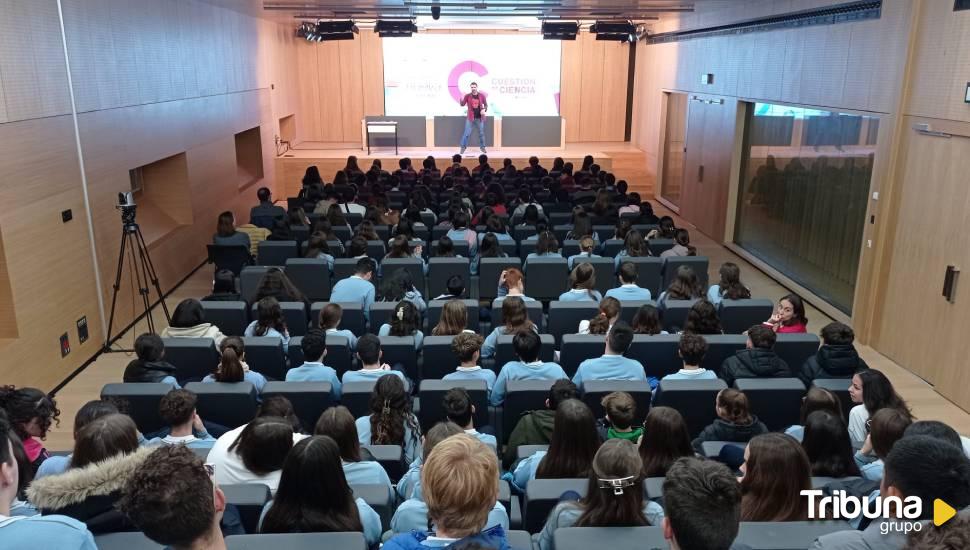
417, 378, 489, 433
426, 299, 479, 333
341, 381, 379, 418
660, 299, 698, 333
478, 258, 522, 300
644, 477, 665, 499
516, 444, 550, 461
662, 256, 710, 290
381, 258, 425, 292
261, 381, 334, 432
507, 531, 533, 550
591, 225, 614, 242
524, 258, 568, 300
285, 258, 331, 302
225, 533, 366, 550
361, 445, 405, 483
162, 337, 219, 385
184, 382, 258, 429
420, 335, 458, 379
571, 256, 615, 295
207, 244, 251, 276
502, 379, 557, 445
627, 334, 682, 378
548, 302, 600, 346
702, 334, 748, 377
350, 483, 394, 531
332, 258, 359, 283
239, 266, 270, 304
287, 334, 354, 377
495, 334, 555, 367
599, 239, 624, 258
310, 302, 365, 336
623, 257, 665, 296
491, 300, 545, 332
559, 334, 608, 377
618, 300, 656, 325
581, 379, 652, 425
257, 240, 298, 266
250, 302, 308, 337
100, 383, 174, 434
524, 478, 588, 532
655, 378, 728, 438
775, 334, 822, 375
220, 483, 271, 536
431, 239, 470, 259
95, 532, 164, 550
812, 379, 854, 420
561, 239, 580, 257
368, 302, 396, 332
700, 440, 748, 458
513, 225, 536, 241
518, 239, 538, 261
719, 298, 775, 334
735, 521, 855, 549
201, 301, 249, 337
379, 335, 419, 381
241, 336, 286, 380
554, 527, 666, 550
427, 258, 471, 299
734, 378, 807, 431
647, 238, 674, 257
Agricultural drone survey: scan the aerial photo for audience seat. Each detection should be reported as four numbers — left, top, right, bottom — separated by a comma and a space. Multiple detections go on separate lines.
369, 302, 396, 332
417, 379, 489, 433
647, 238, 675, 257
331, 258, 360, 283
659, 299, 698, 333
654, 378, 728, 438
561, 239, 580, 257
554, 527, 666, 550
812, 379, 854, 420
775, 334, 822, 376
516, 444, 549, 461
524, 257, 569, 301
184, 382, 258, 429
207, 244, 252, 277
225, 533, 366, 550
239, 266, 270, 304
261, 382, 334, 432
719, 299, 775, 334
284, 258, 331, 302
431, 239, 470, 259
524, 478, 587, 533
381, 258, 425, 289
581, 379, 652, 425
623, 257, 664, 295
662, 256, 709, 290
201, 301, 249, 336
249, 302, 307, 337
341, 379, 410, 418
513, 225, 536, 242
257, 241, 298, 267
380, 335, 419, 381
617, 300, 655, 324
571, 256, 615, 295
241, 336, 287, 380
599, 239, 624, 258
361, 445, 405, 483
548, 302, 600, 346
427, 299, 480, 332
591, 225, 614, 242
491, 301, 545, 332
427, 258, 471, 298
94, 532, 163, 550
734, 378, 807, 432
701, 334, 748, 377
220, 483, 271, 535
162, 337, 219, 385
100, 383, 174, 435
478, 258, 522, 301
644, 477, 665, 500
350, 483, 395, 531
628, 334, 682, 378
502, 379, 557, 445
700, 440, 747, 458
507, 531, 531, 550
420, 335, 459, 379
310, 302, 365, 336
287, 335, 354, 377
559, 334, 608, 377
495, 334, 555, 368
735, 521, 854, 549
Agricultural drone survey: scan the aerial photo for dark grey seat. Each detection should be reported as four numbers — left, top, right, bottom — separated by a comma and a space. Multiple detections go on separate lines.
427, 299, 479, 332
495, 334, 555, 367
618, 300, 656, 324
332, 258, 360, 283
310, 302, 365, 336
571, 256, 615, 295
249, 301, 307, 337
502, 379, 557, 445
379, 335, 419, 381
491, 300, 545, 332
554, 527, 666, 550
241, 336, 286, 380
261, 381, 334, 432
478, 258, 522, 301
581, 379, 652, 425
591, 225, 614, 242
185, 382, 258, 429
417, 378, 489, 433
100, 383, 174, 434
507, 530, 533, 550
513, 225, 536, 243
201, 301, 249, 336
559, 334, 608, 377
812, 379, 855, 420
420, 335, 459, 379
700, 440, 748, 458
599, 239, 624, 257
287, 334, 354, 377
361, 444, 405, 483
207, 244, 252, 277
431, 239, 470, 258
547, 301, 599, 346
660, 299, 698, 333
623, 257, 665, 295
734, 378, 806, 431
350, 483, 394, 531
647, 238, 674, 257
95, 532, 164, 550
561, 239, 581, 257
735, 521, 855, 549
221, 483, 271, 535
516, 444, 549, 460
162, 337, 219, 385
654, 378, 728, 438
662, 256, 709, 290
645, 477, 665, 499
226, 533, 366, 550
628, 334, 682, 378
524, 478, 587, 533
381, 258, 425, 291
775, 334, 822, 376
524, 257, 569, 301
720, 298, 775, 333
341, 378, 410, 418
239, 266, 270, 304
428, 258, 471, 298
285, 258, 331, 302
702, 334, 748, 377
368, 302, 396, 332
257, 240, 298, 266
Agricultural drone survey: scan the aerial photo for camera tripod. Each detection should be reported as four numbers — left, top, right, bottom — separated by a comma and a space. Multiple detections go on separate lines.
103, 205, 170, 353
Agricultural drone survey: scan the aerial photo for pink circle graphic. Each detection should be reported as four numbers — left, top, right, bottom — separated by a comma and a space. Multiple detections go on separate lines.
448, 60, 489, 103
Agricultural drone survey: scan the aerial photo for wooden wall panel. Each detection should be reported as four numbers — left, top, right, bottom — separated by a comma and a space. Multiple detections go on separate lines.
559, 38, 583, 142
360, 32, 385, 117
600, 41, 631, 142
578, 35, 605, 140
338, 39, 365, 141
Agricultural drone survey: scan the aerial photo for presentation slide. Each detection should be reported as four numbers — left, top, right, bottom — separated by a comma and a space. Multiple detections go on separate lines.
382, 34, 562, 117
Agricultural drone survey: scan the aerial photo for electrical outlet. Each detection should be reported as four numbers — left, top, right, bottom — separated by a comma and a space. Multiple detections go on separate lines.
77, 317, 89, 344
61, 209, 73, 223
60, 333, 71, 357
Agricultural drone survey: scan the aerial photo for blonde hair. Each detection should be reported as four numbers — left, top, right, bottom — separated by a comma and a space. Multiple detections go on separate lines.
421, 434, 499, 537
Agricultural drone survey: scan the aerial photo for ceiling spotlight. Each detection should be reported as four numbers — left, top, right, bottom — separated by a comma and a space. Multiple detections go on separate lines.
591, 20, 636, 41
314, 20, 358, 41
541, 21, 579, 40
375, 19, 418, 37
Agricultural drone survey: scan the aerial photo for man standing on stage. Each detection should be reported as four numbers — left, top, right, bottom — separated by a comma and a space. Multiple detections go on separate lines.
459, 82, 487, 155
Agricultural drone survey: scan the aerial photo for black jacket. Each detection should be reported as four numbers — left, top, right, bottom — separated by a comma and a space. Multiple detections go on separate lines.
798, 344, 869, 386
721, 348, 791, 387
123, 359, 177, 384
692, 416, 769, 453
201, 291, 242, 302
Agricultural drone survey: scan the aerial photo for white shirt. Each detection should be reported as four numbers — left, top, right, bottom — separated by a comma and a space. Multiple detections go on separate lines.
848, 404, 870, 448
207, 423, 309, 496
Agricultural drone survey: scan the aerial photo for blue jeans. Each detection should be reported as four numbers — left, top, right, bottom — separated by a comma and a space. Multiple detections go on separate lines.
460, 118, 486, 149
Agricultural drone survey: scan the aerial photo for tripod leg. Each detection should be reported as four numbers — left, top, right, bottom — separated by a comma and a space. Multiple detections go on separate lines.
128, 231, 155, 335
103, 230, 131, 350
134, 226, 171, 324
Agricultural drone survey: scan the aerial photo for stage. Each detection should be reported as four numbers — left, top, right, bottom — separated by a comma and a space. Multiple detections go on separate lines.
274, 141, 652, 198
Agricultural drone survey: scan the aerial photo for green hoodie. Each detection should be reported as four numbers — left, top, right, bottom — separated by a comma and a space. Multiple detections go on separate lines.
503, 409, 556, 469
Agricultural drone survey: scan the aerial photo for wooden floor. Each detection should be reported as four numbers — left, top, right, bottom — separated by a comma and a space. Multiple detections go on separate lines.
41, 146, 970, 451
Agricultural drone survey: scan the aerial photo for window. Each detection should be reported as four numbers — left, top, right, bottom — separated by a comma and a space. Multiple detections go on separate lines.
129, 153, 193, 244
734, 103, 878, 314
234, 127, 264, 189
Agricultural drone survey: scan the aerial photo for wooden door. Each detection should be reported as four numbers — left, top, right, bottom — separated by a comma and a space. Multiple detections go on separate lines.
680, 96, 736, 241
660, 93, 689, 209
681, 97, 707, 224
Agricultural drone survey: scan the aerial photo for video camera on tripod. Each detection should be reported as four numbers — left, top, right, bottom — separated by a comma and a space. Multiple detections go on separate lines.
117, 191, 137, 227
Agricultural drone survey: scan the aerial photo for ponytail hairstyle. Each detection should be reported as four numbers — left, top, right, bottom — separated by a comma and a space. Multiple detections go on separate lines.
623, 230, 647, 258
716, 388, 753, 426
575, 439, 650, 528
255, 296, 288, 336
631, 304, 662, 335
717, 263, 751, 300
368, 375, 419, 447
579, 237, 596, 254
388, 235, 412, 258
389, 300, 420, 337
588, 297, 621, 335
569, 263, 598, 300
673, 228, 697, 256
215, 336, 246, 382
536, 231, 560, 255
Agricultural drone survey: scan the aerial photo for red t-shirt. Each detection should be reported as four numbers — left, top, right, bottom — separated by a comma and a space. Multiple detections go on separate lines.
461, 92, 488, 121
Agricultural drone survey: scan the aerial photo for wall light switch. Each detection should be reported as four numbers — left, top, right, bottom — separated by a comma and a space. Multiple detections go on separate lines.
867, 240, 873, 248
872, 191, 879, 200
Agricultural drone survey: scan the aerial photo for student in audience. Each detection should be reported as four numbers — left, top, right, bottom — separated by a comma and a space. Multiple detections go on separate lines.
564, 210, 599, 245
512, 189, 544, 221
378, 300, 425, 350
201, 269, 242, 302
605, 262, 653, 302
385, 435, 509, 550
431, 300, 473, 336
267, 217, 294, 241
513, 399, 600, 491
342, 334, 408, 385
314, 406, 392, 491
525, 231, 563, 273
855, 407, 912, 482
801, 411, 861, 478
566, 237, 601, 271
344, 155, 364, 177
601, 392, 643, 442
707, 262, 751, 305
443, 333, 496, 392
661, 228, 697, 258
631, 303, 666, 335
446, 210, 478, 256
250, 187, 286, 226
203, 336, 268, 393
491, 332, 567, 407
356, 375, 422, 464
848, 369, 911, 448
312, 218, 345, 255
739, 433, 811, 522
798, 321, 869, 386
122, 333, 178, 386
618, 192, 642, 217
434, 235, 457, 258
720, 324, 791, 387
236, 217, 271, 256
285, 329, 341, 395
471, 232, 508, 275
537, 439, 662, 550
578, 296, 620, 335
329, 258, 376, 322
559, 262, 603, 302
763, 293, 808, 333
396, 422, 465, 501
692, 388, 768, 453
614, 230, 649, 271
379, 269, 427, 313
658, 265, 705, 307
303, 233, 335, 271
318, 303, 358, 351
639, 407, 693, 478
34, 400, 123, 480
662, 457, 742, 550
904, 420, 967, 454
813, 435, 970, 549
28, 413, 150, 533
682, 299, 723, 335
504, 379, 578, 468
443, 388, 497, 450
785, 386, 843, 442
356, 219, 380, 241
0, 386, 59, 475
572, 322, 647, 391
904, 516, 970, 549
482, 296, 537, 359
213, 416, 294, 496
483, 215, 514, 243
663, 333, 717, 381
433, 275, 466, 301
494, 267, 535, 305
244, 296, 291, 352
613, 218, 633, 241
161, 298, 226, 345
385, 235, 428, 276
253, 268, 307, 306
259, 436, 382, 546
648, 216, 677, 240
591, 188, 616, 218
145, 389, 216, 450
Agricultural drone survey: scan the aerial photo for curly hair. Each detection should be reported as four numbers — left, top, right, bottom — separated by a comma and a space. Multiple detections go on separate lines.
0, 386, 60, 440
369, 375, 420, 448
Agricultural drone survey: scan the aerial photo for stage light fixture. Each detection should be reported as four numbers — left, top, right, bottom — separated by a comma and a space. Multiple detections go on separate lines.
431, 5, 441, 20
375, 19, 418, 37
315, 20, 358, 40
541, 21, 579, 40
591, 20, 636, 41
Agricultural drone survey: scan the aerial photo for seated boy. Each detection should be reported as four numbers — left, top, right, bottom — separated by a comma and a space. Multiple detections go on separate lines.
601, 391, 643, 442
442, 333, 495, 394
798, 321, 869, 386
490, 331, 567, 406
146, 389, 216, 450
341, 334, 407, 385
663, 333, 717, 381
443, 388, 497, 451
572, 321, 647, 391
285, 329, 342, 398
720, 325, 790, 387
503, 379, 577, 469
604, 262, 653, 302
122, 333, 179, 386
329, 257, 376, 322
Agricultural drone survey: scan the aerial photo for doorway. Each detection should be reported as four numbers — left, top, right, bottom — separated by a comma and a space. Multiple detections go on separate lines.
659, 92, 688, 210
